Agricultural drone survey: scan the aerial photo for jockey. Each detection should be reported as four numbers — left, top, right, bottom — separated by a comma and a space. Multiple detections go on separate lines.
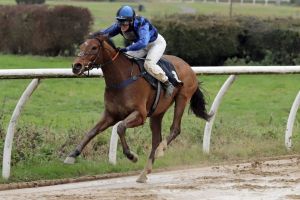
91, 5, 182, 97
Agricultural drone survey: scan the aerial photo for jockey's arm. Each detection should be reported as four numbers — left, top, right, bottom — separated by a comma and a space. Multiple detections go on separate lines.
93, 23, 120, 38
126, 23, 150, 51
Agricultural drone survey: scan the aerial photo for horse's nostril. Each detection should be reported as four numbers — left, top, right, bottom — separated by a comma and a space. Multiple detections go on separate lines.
72, 63, 82, 74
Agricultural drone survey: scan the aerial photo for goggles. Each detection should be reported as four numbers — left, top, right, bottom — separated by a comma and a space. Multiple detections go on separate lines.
117, 20, 131, 26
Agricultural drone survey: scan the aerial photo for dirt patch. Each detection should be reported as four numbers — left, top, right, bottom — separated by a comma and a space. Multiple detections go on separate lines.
286, 195, 300, 200
0, 171, 140, 191
1, 156, 300, 200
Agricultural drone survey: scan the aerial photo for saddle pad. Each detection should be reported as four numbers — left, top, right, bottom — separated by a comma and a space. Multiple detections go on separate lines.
134, 57, 180, 89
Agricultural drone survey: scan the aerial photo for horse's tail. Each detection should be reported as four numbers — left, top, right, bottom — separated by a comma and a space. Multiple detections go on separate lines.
190, 85, 211, 121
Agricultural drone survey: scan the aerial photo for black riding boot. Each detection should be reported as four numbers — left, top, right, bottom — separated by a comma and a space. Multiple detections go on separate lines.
163, 80, 175, 97
174, 80, 184, 87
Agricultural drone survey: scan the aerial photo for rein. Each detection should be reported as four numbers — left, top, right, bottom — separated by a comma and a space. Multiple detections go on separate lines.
89, 49, 120, 70
106, 71, 147, 89
122, 52, 151, 61
78, 37, 147, 89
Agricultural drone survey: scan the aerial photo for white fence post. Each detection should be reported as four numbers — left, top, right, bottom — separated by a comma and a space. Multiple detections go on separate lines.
203, 75, 237, 153
109, 121, 122, 165
2, 79, 41, 179
265, 0, 269, 5
285, 91, 300, 150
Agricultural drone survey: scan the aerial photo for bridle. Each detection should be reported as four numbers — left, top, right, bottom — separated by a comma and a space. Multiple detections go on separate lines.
76, 37, 120, 75
75, 37, 150, 90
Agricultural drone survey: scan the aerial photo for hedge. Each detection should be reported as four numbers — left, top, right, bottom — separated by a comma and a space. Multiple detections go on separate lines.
16, 0, 45, 4
0, 5, 93, 56
152, 14, 300, 66
235, 16, 300, 65
291, 0, 300, 5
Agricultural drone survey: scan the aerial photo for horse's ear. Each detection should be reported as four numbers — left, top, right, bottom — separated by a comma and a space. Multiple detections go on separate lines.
94, 33, 111, 44
87, 32, 109, 40
102, 33, 109, 38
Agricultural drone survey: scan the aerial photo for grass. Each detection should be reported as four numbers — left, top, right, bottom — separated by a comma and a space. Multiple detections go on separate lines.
0, 54, 299, 183
0, 1, 299, 183
0, 54, 72, 69
7, 145, 210, 182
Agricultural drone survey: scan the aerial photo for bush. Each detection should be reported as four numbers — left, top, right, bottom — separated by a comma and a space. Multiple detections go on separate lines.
0, 5, 93, 56
236, 16, 300, 65
290, 0, 300, 5
152, 14, 300, 65
153, 15, 240, 66
16, 0, 45, 4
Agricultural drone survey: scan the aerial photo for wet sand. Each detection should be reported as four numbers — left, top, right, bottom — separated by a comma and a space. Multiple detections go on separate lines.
1, 157, 300, 200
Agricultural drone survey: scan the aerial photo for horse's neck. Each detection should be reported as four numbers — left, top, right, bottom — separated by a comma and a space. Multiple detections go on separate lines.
101, 55, 137, 87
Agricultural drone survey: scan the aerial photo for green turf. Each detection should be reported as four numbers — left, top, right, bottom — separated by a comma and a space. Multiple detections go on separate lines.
0, 1, 299, 183
0, 54, 299, 182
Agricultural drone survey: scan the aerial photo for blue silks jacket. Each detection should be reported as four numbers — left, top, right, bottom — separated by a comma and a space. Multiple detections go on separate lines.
101, 16, 158, 51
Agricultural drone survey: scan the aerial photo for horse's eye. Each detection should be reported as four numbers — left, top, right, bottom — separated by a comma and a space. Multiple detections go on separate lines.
92, 46, 97, 50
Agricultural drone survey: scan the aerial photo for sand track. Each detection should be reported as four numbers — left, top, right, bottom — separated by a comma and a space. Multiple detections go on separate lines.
1, 156, 300, 200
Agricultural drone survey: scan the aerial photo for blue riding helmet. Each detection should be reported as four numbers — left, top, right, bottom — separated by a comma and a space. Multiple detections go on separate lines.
116, 5, 136, 22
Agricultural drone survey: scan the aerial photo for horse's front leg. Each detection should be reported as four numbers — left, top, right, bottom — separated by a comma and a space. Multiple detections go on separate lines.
136, 113, 164, 183
64, 111, 115, 164
117, 110, 147, 163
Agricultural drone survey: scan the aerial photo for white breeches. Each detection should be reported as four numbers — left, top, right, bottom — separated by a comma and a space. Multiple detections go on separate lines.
126, 34, 168, 83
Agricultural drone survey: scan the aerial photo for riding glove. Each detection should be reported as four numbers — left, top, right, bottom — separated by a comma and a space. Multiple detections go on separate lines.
119, 48, 128, 53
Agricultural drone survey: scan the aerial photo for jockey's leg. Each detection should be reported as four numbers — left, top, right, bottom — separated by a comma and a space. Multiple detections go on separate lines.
125, 48, 147, 58
144, 34, 175, 97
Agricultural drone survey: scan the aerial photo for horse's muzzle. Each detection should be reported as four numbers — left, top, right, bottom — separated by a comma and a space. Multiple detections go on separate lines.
72, 63, 83, 75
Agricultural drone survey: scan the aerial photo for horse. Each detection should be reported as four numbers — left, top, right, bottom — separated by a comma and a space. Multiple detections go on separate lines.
65, 34, 211, 183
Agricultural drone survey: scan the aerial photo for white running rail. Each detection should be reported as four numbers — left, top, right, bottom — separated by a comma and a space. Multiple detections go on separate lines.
0, 66, 299, 179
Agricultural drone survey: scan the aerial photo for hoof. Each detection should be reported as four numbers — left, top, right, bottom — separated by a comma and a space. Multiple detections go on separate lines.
130, 151, 139, 163
64, 156, 76, 164
155, 140, 167, 158
136, 174, 148, 183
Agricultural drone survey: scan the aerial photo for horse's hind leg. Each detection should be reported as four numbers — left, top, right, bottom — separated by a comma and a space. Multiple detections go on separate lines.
137, 113, 164, 183
155, 95, 188, 158
64, 111, 115, 164
117, 110, 147, 163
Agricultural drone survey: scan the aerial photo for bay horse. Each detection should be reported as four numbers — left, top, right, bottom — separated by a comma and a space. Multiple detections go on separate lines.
65, 34, 211, 183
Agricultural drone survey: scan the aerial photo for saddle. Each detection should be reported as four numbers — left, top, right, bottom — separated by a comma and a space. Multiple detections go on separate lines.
133, 57, 182, 116
134, 57, 181, 89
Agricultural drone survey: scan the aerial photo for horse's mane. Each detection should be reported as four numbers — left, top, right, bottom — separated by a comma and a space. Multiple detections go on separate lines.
106, 38, 117, 49
90, 33, 116, 49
